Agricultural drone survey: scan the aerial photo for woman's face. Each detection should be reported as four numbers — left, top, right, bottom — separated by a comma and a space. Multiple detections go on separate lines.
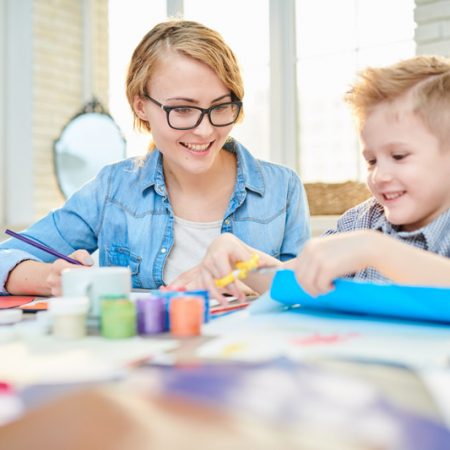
134, 52, 235, 177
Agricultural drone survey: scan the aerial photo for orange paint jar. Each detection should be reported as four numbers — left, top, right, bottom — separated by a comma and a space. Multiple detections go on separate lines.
169, 296, 204, 337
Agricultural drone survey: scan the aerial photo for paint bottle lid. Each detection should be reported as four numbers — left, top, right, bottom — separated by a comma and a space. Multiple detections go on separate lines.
15, 320, 50, 339
48, 297, 89, 316
169, 296, 204, 337
0, 309, 23, 325
0, 326, 17, 343
99, 294, 129, 301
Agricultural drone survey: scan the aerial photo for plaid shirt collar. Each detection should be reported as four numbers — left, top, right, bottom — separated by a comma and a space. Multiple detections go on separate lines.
373, 207, 450, 254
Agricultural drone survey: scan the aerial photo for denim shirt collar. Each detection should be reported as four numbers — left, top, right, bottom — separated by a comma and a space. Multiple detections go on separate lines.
138, 151, 166, 197
224, 139, 265, 196
138, 138, 265, 198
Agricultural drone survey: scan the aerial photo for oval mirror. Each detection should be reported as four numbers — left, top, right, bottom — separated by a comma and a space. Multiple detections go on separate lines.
54, 98, 126, 198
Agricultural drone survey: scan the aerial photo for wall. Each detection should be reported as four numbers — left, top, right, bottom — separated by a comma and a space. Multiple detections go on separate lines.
415, 0, 450, 55
32, 0, 109, 219
0, 0, 5, 226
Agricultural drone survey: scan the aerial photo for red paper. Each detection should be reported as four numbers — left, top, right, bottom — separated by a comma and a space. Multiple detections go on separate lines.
0, 296, 36, 309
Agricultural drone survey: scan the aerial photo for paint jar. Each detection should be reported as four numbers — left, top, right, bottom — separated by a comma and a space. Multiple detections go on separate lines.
136, 296, 165, 335
0, 309, 23, 326
185, 290, 210, 323
153, 291, 183, 331
100, 296, 136, 339
169, 295, 204, 337
48, 296, 89, 339
15, 313, 50, 339
0, 382, 24, 426
0, 310, 22, 343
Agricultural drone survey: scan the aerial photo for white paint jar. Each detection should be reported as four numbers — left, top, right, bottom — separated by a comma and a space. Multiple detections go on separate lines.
48, 296, 89, 339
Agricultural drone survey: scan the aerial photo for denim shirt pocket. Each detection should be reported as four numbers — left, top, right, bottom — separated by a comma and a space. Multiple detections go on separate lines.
106, 244, 143, 287
231, 207, 287, 260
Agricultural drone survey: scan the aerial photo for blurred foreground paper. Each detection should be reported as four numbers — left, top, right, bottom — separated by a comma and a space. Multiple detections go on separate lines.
140, 358, 450, 450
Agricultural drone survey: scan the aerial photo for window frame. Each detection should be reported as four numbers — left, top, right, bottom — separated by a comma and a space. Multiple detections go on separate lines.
2, 0, 34, 228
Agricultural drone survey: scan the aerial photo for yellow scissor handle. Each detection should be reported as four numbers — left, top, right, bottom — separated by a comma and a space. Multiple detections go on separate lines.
215, 271, 238, 289
235, 254, 260, 272
214, 254, 260, 289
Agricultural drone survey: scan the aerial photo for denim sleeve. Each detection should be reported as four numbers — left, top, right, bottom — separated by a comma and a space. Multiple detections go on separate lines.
279, 170, 311, 261
0, 250, 41, 294
0, 164, 112, 294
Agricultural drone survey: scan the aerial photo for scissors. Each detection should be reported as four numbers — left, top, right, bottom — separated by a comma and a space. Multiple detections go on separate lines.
214, 254, 261, 288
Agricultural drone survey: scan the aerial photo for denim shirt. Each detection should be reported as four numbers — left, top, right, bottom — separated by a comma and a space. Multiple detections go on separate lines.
0, 139, 310, 292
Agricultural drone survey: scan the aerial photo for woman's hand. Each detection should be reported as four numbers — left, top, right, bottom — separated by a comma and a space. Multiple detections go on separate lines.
5, 250, 94, 296
173, 233, 279, 304
46, 250, 94, 296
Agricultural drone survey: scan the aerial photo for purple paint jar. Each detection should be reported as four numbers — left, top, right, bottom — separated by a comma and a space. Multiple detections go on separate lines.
136, 296, 165, 335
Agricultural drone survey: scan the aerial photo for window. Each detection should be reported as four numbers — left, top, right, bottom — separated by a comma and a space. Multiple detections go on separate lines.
109, 0, 415, 181
296, 0, 416, 182
108, 0, 166, 157
109, 0, 270, 160
183, 0, 270, 160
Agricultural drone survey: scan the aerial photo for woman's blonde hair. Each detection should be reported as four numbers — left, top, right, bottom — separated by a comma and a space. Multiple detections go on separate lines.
345, 55, 450, 148
126, 19, 244, 135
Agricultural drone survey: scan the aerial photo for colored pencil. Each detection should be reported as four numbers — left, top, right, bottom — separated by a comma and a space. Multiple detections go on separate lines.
5, 229, 82, 265
210, 302, 250, 314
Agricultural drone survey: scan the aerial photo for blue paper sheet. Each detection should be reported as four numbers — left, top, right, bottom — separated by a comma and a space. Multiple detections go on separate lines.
270, 270, 450, 323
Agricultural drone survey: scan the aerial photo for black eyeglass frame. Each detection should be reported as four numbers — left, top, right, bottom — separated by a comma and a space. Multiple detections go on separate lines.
143, 93, 242, 130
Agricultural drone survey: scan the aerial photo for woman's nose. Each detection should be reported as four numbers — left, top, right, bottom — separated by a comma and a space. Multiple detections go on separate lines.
192, 113, 215, 135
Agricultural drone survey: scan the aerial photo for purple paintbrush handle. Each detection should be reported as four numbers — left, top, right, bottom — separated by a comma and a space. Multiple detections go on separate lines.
5, 229, 83, 265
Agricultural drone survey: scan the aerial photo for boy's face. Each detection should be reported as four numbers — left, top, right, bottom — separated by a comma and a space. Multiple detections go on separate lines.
360, 98, 450, 231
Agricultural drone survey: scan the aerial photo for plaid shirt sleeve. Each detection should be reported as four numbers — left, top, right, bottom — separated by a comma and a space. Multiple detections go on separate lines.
322, 197, 382, 237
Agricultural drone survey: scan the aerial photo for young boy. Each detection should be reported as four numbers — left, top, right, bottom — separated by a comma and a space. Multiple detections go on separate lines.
187, 55, 450, 302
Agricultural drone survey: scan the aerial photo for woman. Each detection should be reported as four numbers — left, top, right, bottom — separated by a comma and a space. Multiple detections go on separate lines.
0, 20, 310, 296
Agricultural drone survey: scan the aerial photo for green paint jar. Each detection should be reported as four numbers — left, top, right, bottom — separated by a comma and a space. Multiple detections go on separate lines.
100, 296, 136, 339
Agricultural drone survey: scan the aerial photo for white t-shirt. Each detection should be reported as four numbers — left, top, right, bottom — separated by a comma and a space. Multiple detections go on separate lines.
163, 215, 222, 285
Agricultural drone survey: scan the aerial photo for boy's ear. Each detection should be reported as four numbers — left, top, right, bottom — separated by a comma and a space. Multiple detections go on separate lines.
133, 95, 148, 120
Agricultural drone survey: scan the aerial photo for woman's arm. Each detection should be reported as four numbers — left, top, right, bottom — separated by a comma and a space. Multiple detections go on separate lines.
5, 250, 93, 296
0, 165, 112, 296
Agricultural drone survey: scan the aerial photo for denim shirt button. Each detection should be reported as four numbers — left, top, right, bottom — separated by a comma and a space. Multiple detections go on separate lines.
224, 219, 230, 225
160, 247, 167, 254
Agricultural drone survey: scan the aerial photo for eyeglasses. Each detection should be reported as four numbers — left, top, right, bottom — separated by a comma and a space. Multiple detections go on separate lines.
143, 94, 242, 130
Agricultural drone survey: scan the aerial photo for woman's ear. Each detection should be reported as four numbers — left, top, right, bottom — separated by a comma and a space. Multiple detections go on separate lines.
133, 95, 148, 120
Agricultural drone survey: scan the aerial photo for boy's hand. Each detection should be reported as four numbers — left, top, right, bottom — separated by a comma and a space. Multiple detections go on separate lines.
294, 230, 379, 297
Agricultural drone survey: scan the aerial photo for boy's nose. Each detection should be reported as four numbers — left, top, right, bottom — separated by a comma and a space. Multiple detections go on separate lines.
371, 165, 392, 184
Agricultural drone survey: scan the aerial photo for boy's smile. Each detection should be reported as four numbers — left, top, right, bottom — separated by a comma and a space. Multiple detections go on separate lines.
361, 95, 450, 231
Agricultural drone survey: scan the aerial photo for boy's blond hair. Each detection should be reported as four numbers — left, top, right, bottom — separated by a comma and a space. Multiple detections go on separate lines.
126, 19, 244, 134
345, 55, 450, 148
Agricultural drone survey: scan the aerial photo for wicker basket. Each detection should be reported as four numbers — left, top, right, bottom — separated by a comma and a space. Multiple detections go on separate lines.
304, 181, 372, 216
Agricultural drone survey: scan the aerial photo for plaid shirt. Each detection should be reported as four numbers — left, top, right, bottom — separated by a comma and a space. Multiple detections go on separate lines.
323, 197, 450, 282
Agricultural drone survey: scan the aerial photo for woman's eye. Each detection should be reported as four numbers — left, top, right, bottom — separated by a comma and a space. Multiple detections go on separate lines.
173, 107, 194, 115
393, 154, 407, 161
366, 159, 376, 166
213, 104, 229, 112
